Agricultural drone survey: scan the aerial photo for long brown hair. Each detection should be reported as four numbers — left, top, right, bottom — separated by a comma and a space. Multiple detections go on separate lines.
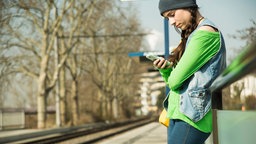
169, 7, 199, 67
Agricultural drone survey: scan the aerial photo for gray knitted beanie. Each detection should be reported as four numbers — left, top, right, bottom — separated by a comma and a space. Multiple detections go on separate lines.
159, 0, 198, 15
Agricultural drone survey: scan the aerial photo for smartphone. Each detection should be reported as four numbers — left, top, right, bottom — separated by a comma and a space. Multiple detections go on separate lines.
146, 54, 162, 61
146, 54, 171, 66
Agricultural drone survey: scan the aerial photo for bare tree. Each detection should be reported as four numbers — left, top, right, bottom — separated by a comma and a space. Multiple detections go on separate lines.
53, 0, 98, 126
79, 0, 144, 121
0, 0, 12, 108
231, 20, 256, 46
1, 0, 145, 128
0, 0, 75, 128
0, 0, 4, 108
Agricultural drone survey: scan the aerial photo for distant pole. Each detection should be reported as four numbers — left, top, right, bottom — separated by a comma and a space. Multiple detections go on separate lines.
164, 18, 169, 60
164, 18, 170, 95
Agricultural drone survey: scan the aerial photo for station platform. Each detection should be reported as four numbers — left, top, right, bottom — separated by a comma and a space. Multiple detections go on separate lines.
98, 122, 213, 144
98, 122, 167, 144
0, 122, 213, 144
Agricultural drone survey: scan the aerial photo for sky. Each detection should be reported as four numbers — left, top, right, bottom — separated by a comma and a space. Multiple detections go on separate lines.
120, 0, 256, 63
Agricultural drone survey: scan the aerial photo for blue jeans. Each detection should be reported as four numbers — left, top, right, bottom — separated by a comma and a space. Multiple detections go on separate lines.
167, 119, 210, 144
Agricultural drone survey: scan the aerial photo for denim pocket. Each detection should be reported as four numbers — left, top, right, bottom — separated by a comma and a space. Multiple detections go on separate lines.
188, 88, 208, 112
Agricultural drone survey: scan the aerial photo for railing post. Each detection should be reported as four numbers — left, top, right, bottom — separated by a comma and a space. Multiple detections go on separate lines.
164, 18, 170, 96
212, 90, 222, 144
212, 91, 222, 110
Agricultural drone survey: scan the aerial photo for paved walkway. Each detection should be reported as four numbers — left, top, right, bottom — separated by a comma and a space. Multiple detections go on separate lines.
99, 122, 167, 144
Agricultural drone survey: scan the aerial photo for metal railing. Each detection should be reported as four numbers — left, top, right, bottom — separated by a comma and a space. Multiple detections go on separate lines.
210, 41, 256, 144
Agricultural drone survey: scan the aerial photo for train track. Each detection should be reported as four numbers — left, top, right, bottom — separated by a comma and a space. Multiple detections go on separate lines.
1, 116, 157, 144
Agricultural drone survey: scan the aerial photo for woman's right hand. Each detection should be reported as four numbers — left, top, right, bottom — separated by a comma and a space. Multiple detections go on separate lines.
153, 58, 172, 69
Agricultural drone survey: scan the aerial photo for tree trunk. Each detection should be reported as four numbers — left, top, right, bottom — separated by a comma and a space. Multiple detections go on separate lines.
37, 56, 48, 129
103, 97, 108, 120
59, 67, 66, 125
107, 98, 113, 121
37, 92, 46, 129
98, 91, 104, 118
71, 80, 79, 125
112, 97, 118, 119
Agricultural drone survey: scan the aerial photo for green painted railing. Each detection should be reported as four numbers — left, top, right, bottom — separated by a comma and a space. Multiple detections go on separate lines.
209, 42, 256, 144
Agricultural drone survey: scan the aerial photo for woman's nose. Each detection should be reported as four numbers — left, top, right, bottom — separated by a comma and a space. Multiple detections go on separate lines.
168, 17, 175, 25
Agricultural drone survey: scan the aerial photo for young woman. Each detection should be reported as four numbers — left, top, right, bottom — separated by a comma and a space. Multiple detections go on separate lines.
154, 0, 226, 143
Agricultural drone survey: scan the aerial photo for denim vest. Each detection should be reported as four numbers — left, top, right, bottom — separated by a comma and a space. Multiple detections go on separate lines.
164, 19, 226, 122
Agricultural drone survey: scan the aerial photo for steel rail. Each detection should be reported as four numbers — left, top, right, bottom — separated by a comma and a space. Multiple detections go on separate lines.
0, 116, 156, 144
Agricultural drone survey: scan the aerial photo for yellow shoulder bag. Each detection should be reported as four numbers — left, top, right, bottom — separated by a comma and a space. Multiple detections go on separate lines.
158, 109, 169, 127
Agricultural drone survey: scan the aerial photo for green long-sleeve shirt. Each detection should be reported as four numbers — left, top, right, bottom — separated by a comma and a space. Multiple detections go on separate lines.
159, 30, 221, 133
